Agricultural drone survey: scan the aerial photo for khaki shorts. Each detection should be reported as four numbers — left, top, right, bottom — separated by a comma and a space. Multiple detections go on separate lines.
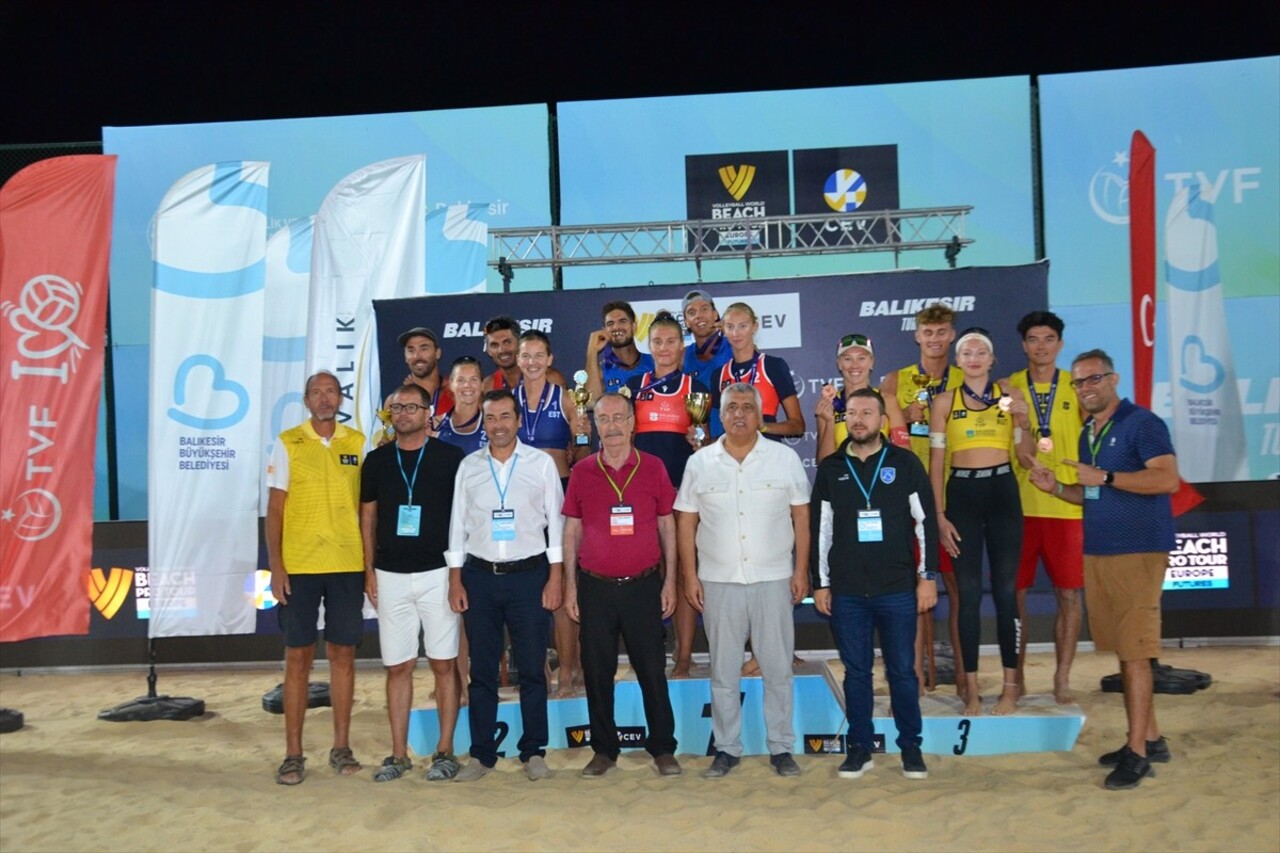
1083, 552, 1167, 662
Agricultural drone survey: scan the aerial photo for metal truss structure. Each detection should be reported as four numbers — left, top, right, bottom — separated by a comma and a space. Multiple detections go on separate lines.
489, 206, 973, 288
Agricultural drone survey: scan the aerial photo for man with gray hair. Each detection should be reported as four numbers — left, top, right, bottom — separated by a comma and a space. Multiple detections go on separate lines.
675, 382, 811, 779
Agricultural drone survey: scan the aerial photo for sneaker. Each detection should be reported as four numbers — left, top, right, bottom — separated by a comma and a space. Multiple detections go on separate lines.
453, 760, 493, 782
703, 750, 740, 779
581, 752, 616, 778
654, 754, 683, 776
838, 746, 874, 779
425, 752, 460, 781
524, 755, 550, 781
770, 752, 801, 777
1099, 736, 1171, 766
901, 746, 928, 780
372, 755, 412, 783
1105, 746, 1155, 790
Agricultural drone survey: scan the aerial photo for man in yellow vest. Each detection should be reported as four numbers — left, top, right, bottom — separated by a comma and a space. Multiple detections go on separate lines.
266, 370, 366, 785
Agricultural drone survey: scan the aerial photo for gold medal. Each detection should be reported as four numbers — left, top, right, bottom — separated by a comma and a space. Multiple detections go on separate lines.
998, 395, 1012, 412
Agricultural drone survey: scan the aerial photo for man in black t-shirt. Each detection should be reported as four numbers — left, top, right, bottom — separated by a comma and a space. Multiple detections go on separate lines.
360, 384, 465, 782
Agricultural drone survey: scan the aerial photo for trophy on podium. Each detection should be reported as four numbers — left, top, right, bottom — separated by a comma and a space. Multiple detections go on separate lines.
909, 372, 933, 437
685, 391, 712, 447
570, 369, 592, 446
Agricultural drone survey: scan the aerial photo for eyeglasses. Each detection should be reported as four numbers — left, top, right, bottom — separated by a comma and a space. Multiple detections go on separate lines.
839, 333, 871, 348
388, 403, 426, 414
1069, 372, 1114, 389
595, 413, 633, 425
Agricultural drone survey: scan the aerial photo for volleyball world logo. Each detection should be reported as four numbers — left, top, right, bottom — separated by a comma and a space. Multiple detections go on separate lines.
824, 169, 868, 212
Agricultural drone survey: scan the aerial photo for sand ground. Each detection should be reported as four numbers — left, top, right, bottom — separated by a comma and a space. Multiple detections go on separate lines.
1, 646, 1277, 852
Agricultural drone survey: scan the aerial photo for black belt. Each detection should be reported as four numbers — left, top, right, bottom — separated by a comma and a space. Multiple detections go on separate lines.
465, 554, 547, 575
578, 564, 660, 586
951, 464, 1012, 479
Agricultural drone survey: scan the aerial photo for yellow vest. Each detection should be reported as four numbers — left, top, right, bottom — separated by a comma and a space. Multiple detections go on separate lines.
280, 421, 365, 573
1007, 369, 1083, 520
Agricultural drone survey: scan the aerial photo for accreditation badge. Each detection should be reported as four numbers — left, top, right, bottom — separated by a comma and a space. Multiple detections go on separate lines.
397, 505, 422, 537
491, 508, 516, 541
856, 509, 884, 542
610, 505, 635, 536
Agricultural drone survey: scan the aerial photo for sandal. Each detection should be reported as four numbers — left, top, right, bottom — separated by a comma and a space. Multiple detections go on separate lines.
426, 752, 461, 781
328, 746, 363, 776
373, 755, 412, 782
276, 754, 306, 786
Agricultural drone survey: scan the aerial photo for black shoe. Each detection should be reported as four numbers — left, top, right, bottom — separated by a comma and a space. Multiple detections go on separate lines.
1099, 736, 1171, 766
837, 746, 874, 779
703, 751, 740, 779
769, 752, 801, 777
900, 746, 928, 779
1104, 747, 1155, 790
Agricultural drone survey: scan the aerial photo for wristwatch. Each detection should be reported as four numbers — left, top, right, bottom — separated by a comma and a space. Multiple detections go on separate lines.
919, 571, 938, 581
1103, 470, 1115, 486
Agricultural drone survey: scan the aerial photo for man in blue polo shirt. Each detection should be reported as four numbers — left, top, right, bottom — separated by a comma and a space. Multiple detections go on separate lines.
1030, 349, 1179, 791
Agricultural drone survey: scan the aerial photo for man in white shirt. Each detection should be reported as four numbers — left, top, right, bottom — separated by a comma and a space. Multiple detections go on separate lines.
675, 382, 811, 779
446, 389, 565, 782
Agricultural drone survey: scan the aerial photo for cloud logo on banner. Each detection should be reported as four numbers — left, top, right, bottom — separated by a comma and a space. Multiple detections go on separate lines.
426, 204, 489, 294
1, 488, 62, 542
167, 354, 250, 429
824, 169, 868, 212
718, 164, 757, 201
1089, 151, 1130, 225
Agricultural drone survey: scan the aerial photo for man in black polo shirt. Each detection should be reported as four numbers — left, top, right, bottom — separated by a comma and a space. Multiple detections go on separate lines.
360, 384, 465, 782
810, 388, 939, 781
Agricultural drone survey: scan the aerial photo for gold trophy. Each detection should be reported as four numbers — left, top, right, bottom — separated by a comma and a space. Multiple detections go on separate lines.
685, 391, 712, 447
909, 372, 933, 436
373, 406, 395, 446
570, 369, 592, 446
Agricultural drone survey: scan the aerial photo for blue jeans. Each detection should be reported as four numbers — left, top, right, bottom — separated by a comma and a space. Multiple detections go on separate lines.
461, 561, 552, 765
829, 590, 921, 752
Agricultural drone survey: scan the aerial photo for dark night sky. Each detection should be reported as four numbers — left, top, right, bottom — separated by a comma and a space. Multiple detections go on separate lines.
2, 2, 1272, 145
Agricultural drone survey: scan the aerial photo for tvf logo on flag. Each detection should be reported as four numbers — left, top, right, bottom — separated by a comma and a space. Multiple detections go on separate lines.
87, 567, 134, 619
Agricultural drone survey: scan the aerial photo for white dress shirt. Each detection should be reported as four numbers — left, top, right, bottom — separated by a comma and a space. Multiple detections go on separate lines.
673, 435, 810, 584
444, 439, 565, 567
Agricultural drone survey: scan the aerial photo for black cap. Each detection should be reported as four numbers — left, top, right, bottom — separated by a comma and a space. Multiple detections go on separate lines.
398, 327, 440, 347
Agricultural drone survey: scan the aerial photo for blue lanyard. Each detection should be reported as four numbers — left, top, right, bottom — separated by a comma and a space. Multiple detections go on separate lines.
916, 363, 951, 402
727, 352, 761, 387
517, 381, 551, 443
637, 369, 683, 394
396, 441, 427, 507
962, 380, 998, 407
843, 446, 888, 510
486, 451, 519, 510
1026, 369, 1059, 437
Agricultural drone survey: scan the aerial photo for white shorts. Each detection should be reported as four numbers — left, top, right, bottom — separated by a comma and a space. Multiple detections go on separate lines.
374, 567, 460, 666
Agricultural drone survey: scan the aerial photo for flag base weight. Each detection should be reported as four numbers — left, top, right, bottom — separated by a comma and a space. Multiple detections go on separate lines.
262, 682, 332, 714
0, 708, 25, 733
1100, 659, 1212, 695
98, 696, 206, 722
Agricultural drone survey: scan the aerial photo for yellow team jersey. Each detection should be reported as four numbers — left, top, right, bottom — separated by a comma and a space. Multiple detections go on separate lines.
946, 381, 1014, 452
279, 421, 365, 573
893, 364, 964, 471
1008, 369, 1083, 520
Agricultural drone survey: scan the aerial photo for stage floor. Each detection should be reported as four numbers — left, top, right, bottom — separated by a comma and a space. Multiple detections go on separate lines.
1, 646, 1277, 853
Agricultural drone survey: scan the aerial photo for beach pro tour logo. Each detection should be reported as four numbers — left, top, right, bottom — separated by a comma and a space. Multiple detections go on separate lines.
686, 150, 790, 251
804, 734, 846, 754
719, 165, 757, 201
565, 725, 591, 747
87, 567, 134, 619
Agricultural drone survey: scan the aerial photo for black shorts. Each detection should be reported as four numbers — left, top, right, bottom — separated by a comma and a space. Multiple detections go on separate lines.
277, 572, 365, 648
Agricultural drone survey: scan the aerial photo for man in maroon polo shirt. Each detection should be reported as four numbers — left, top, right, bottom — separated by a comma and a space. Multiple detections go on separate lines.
563, 391, 681, 778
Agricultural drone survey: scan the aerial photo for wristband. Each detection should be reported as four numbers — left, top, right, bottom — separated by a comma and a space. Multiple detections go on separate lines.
929, 432, 946, 449
1104, 470, 1115, 486
1055, 481, 1064, 496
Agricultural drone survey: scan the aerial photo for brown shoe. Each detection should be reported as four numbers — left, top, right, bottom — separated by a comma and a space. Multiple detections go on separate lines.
654, 753, 683, 776
581, 752, 616, 778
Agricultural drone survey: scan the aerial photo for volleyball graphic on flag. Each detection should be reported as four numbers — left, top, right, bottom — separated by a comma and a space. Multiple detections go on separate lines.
824, 169, 868, 212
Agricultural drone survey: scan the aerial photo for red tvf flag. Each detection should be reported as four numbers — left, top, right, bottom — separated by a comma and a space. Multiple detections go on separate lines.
1129, 132, 1202, 515
0, 155, 116, 642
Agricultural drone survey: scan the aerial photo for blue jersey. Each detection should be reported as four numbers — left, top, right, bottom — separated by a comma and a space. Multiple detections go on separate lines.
517, 382, 571, 449
436, 409, 487, 456
601, 347, 654, 394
